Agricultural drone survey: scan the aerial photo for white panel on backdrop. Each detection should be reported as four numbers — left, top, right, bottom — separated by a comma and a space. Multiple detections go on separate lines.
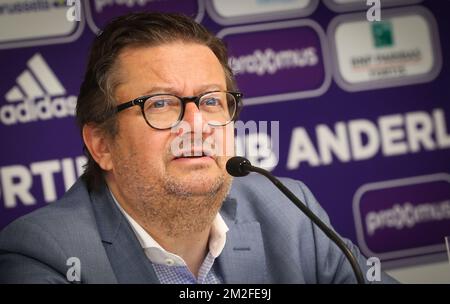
328, 6, 442, 92
0, 0, 85, 49
323, 0, 423, 13
207, 0, 319, 25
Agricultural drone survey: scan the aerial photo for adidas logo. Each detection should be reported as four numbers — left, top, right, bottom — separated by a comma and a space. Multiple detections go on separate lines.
0, 53, 77, 126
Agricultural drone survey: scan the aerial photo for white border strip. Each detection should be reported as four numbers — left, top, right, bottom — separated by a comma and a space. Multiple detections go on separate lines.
217, 19, 332, 106
445, 236, 450, 265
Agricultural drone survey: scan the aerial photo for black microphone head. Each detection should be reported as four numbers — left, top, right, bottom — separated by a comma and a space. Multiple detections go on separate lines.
226, 156, 252, 177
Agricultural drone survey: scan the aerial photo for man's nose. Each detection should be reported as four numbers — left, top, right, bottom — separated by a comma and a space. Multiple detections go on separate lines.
182, 102, 207, 129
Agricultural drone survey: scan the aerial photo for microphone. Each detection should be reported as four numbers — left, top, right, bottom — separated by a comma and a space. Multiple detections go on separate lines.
226, 156, 365, 284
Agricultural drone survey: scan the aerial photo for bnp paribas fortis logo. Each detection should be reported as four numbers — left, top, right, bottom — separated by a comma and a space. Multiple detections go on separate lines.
371, 21, 394, 48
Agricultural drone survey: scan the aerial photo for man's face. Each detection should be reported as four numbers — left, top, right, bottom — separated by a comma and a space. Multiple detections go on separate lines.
106, 42, 234, 199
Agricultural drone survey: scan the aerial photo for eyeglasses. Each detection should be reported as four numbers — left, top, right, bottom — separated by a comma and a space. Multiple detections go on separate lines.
116, 90, 243, 130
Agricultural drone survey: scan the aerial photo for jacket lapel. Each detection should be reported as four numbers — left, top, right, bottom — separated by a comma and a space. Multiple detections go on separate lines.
90, 183, 160, 284
217, 197, 268, 283
90, 181, 268, 284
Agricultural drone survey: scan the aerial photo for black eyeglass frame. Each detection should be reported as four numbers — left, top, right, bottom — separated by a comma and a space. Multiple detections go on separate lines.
116, 90, 243, 130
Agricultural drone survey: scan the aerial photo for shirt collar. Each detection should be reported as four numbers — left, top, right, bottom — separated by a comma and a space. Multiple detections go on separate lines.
109, 188, 229, 266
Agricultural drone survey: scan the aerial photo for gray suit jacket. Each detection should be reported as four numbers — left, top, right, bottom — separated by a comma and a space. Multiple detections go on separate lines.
0, 174, 396, 283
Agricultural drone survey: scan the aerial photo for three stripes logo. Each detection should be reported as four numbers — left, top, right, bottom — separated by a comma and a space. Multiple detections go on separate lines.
1, 53, 77, 126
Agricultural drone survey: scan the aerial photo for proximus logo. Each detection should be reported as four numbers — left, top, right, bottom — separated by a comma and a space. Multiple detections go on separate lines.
94, 0, 154, 13
229, 47, 318, 76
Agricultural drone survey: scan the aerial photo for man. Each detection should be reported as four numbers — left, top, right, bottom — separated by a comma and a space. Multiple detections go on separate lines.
0, 12, 395, 284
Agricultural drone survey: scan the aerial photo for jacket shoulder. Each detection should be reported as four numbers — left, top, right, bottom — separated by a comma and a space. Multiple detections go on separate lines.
0, 179, 110, 283
229, 173, 323, 220
1, 178, 95, 242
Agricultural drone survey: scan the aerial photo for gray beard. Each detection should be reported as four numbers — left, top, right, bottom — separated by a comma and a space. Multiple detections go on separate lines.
127, 171, 232, 238
109, 144, 233, 238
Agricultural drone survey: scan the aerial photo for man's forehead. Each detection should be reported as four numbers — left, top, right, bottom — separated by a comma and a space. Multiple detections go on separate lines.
117, 42, 217, 63
113, 43, 227, 99
118, 44, 221, 73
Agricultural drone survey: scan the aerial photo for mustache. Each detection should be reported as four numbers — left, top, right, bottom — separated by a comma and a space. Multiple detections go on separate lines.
168, 133, 219, 159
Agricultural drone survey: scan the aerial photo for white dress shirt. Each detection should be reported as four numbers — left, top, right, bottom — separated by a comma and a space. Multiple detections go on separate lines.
110, 189, 229, 268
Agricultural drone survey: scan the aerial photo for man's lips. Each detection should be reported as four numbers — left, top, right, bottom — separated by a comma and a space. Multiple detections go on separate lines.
171, 149, 216, 161
172, 156, 215, 165
171, 154, 216, 165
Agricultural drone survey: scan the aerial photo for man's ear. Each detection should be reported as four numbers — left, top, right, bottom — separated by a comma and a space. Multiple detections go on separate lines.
82, 124, 114, 171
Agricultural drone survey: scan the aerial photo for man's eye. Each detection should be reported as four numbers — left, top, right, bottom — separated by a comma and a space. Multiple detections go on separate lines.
152, 100, 168, 108
204, 98, 220, 106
